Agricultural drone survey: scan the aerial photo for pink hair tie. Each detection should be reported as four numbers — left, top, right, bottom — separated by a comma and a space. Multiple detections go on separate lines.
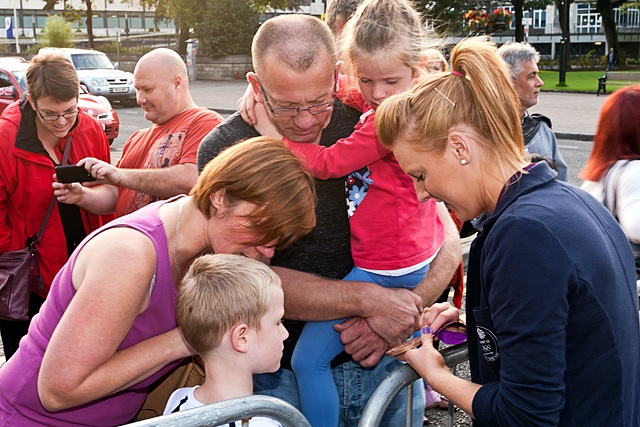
451, 70, 465, 77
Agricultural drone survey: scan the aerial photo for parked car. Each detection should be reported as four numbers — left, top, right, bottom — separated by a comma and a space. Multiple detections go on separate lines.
0, 60, 120, 144
38, 47, 137, 107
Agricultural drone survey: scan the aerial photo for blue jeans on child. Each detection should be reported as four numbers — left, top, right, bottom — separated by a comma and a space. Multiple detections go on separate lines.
289, 265, 428, 427
254, 356, 425, 427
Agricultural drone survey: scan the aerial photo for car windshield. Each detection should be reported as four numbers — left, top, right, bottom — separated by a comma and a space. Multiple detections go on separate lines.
12, 70, 27, 91
71, 53, 114, 70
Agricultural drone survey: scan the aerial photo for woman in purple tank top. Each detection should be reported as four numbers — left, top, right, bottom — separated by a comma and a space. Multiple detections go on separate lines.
0, 137, 316, 427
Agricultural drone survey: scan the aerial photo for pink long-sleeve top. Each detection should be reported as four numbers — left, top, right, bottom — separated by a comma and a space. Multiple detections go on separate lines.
284, 92, 443, 271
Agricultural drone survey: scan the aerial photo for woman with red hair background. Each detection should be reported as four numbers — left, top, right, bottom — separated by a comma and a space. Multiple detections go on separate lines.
581, 85, 640, 279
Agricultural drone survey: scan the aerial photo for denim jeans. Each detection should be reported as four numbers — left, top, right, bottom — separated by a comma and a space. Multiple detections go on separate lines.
254, 356, 425, 427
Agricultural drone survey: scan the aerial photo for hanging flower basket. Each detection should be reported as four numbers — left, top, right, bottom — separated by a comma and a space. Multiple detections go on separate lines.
464, 8, 512, 34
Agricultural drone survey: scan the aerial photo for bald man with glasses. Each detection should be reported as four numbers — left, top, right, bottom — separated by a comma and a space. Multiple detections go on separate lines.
197, 14, 461, 427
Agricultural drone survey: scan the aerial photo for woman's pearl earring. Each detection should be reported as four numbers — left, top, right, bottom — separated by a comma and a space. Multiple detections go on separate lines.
460, 159, 467, 165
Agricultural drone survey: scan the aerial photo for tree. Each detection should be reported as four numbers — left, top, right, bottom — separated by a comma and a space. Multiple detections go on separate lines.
44, 0, 97, 48
511, 0, 552, 41
596, 0, 632, 59
195, 0, 258, 58
41, 14, 74, 47
414, 0, 478, 35
147, 0, 204, 54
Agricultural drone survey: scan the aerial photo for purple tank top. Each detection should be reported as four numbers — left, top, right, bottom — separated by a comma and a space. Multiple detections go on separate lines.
0, 198, 182, 426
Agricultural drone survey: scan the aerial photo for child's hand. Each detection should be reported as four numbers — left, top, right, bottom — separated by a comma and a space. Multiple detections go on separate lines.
237, 78, 258, 125
253, 102, 283, 140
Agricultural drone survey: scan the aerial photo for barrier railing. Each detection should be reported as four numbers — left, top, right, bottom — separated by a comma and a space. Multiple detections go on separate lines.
357, 342, 469, 427
124, 343, 468, 427
123, 395, 311, 427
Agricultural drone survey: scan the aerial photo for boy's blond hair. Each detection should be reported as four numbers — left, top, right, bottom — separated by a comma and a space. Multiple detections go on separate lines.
177, 254, 282, 355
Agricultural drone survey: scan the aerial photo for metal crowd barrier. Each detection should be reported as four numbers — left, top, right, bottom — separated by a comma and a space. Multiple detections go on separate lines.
357, 342, 469, 427
123, 395, 311, 427
124, 344, 468, 427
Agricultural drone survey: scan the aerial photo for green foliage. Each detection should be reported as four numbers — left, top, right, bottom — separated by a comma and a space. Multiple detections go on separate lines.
251, 0, 305, 13
195, 0, 258, 58
41, 15, 75, 47
414, 0, 478, 35
61, 4, 83, 25
25, 44, 43, 54
96, 41, 154, 55
127, 45, 155, 55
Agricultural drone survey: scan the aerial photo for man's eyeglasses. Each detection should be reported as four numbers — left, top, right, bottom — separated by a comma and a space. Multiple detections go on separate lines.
36, 106, 79, 122
259, 77, 337, 118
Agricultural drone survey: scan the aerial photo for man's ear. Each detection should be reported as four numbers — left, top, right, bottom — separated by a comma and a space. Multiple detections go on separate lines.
246, 72, 263, 102
230, 323, 250, 353
172, 74, 182, 90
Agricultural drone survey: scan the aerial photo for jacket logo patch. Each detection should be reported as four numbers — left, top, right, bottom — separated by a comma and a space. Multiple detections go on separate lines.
477, 326, 500, 363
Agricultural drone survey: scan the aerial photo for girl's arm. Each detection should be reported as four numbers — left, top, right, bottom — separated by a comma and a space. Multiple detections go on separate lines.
38, 227, 193, 411
284, 114, 390, 179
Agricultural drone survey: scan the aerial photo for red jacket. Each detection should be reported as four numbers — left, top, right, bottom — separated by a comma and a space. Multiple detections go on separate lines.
0, 100, 114, 297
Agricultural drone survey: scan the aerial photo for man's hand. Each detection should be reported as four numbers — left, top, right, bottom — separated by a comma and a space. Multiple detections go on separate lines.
79, 157, 122, 186
334, 317, 388, 368
363, 287, 423, 347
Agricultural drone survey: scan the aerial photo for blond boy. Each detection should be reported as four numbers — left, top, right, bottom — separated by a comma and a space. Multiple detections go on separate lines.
163, 254, 288, 427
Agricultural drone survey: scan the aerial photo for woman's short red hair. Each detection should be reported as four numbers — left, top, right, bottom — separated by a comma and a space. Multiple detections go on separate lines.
580, 85, 640, 181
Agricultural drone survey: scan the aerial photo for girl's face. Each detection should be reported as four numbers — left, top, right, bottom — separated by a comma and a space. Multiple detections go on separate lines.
356, 60, 417, 111
391, 132, 487, 222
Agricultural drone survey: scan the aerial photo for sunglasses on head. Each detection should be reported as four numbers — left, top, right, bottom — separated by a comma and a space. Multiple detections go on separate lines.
385, 321, 467, 357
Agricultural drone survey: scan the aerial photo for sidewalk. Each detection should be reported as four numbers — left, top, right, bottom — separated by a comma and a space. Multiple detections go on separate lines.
188, 80, 607, 140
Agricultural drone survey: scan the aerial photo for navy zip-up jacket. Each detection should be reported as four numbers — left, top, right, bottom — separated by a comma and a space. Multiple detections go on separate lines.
466, 162, 640, 426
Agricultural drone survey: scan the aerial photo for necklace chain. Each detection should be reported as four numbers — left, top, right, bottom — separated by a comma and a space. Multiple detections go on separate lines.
174, 201, 184, 278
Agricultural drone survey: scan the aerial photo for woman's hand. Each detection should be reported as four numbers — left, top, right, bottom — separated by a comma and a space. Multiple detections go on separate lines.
397, 326, 448, 384
52, 180, 84, 205
421, 302, 460, 333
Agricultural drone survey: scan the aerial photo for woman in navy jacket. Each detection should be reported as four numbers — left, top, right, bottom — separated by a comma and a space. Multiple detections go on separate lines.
375, 37, 640, 427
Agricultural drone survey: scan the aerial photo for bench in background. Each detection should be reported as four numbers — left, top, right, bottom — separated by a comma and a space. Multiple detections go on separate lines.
597, 71, 640, 96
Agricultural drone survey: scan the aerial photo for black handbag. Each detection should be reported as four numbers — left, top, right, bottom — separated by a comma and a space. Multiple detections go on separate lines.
0, 136, 72, 321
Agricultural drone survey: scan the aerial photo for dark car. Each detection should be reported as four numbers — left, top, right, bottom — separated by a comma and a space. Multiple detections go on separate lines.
0, 60, 120, 144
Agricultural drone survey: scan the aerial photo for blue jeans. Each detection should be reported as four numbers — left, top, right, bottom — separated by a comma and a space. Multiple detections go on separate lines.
254, 356, 425, 427
290, 266, 428, 426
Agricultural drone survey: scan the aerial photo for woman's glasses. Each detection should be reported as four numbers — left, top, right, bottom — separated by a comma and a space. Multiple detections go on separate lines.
386, 321, 467, 357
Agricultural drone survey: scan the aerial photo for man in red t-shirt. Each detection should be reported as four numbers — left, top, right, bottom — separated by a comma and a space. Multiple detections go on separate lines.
56, 48, 223, 217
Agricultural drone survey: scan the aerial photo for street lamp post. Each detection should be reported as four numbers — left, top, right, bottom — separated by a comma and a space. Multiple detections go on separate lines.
558, 0, 570, 85
18, 0, 24, 36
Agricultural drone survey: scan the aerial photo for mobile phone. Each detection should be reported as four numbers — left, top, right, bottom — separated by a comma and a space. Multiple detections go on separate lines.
55, 165, 97, 183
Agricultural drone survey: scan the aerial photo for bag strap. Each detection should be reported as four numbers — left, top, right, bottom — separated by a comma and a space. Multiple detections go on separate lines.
31, 136, 73, 246
603, 158, 640, 220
